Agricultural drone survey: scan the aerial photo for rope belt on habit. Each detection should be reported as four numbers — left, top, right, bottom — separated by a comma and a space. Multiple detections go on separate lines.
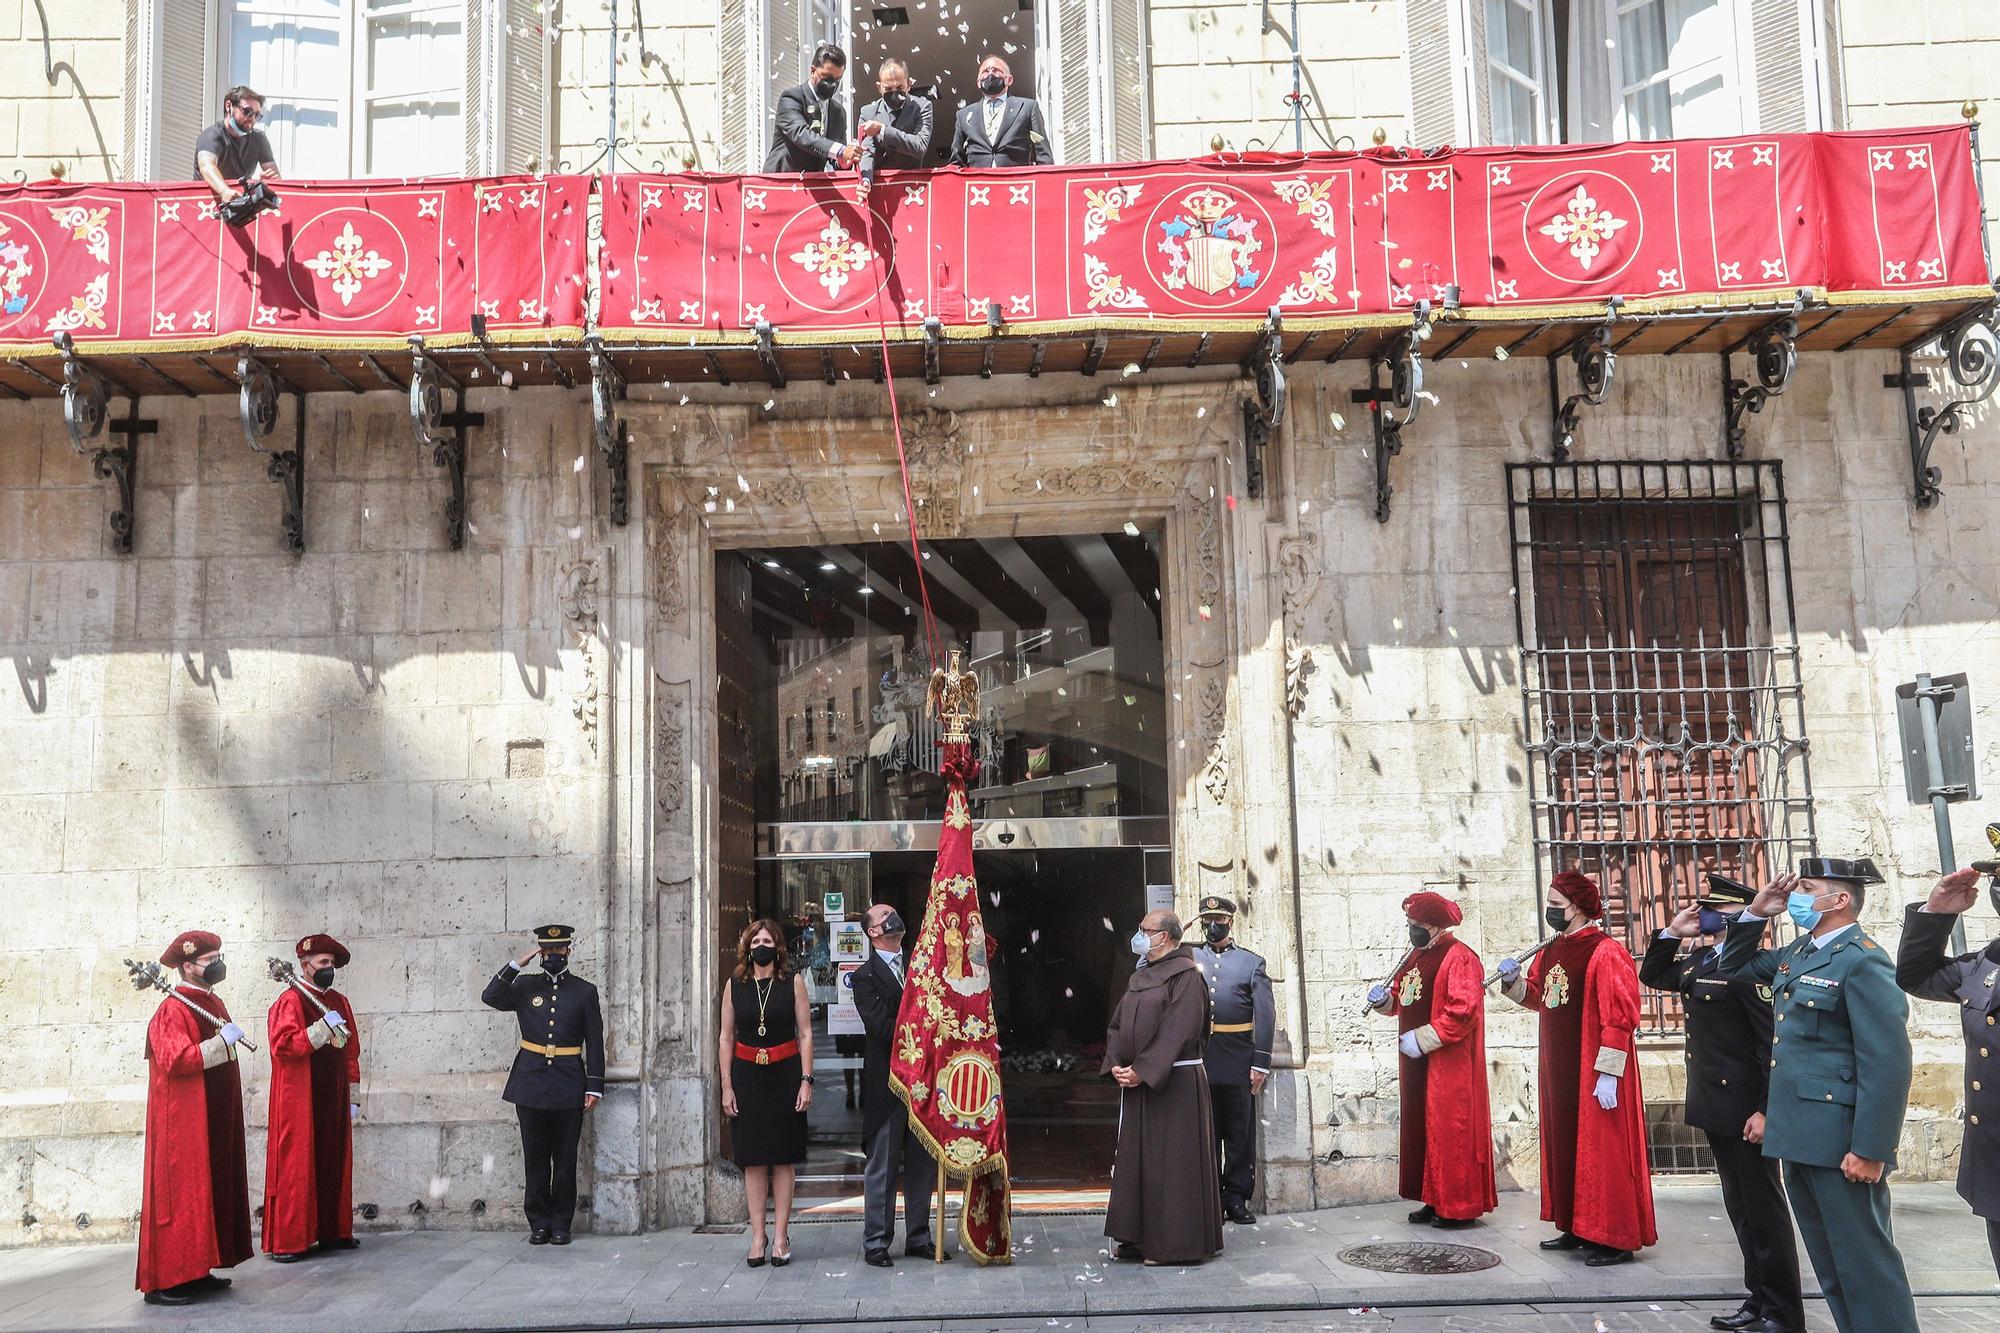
1211, 1022, 1253, 1033
735, 1039, 800, 1066
520, 1041, 583, 1057
1172, 1058, 1204, 1066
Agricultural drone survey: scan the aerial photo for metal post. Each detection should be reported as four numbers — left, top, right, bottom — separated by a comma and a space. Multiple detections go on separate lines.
607, 0, 620, 177
935, 1156, 946, 1263
1914, 672, 1970, 953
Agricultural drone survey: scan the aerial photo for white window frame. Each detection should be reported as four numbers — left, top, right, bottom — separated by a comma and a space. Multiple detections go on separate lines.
1606, 0, 1748, 142
1484, 0, 1560, 145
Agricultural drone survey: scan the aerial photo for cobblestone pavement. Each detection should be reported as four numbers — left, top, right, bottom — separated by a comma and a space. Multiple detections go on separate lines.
2, 1182, 1993, 1332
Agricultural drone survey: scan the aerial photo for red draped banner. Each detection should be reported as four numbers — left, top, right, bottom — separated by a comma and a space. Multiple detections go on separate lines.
0, 175, 588, 355
596, 124, 1990, 341
890, 740, 1011, 1265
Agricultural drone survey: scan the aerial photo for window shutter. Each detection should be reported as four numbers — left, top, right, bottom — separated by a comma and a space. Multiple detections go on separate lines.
496, 0, 549, 171
123, 1, 143, 178
126, 0, 215, 181
464, 0, 486, 173
1406, 0, 1484, 148
718, 0, 752, 170
1052, 0, 1095, 164
1749, 0, 1806, 132
766, 0, 805, 159
1104, 0, 1150, 162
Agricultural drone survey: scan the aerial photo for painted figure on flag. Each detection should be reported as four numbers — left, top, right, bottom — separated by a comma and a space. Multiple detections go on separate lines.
890, 650, 1012, 1264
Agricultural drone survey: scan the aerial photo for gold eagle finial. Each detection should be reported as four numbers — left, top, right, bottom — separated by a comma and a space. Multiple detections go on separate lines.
926, 649, 979, 743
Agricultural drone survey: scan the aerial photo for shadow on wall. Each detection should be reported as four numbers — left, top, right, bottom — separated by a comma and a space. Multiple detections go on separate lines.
22, 1, 117, 180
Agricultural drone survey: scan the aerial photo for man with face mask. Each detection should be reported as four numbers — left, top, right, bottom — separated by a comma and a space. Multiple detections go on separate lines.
1639, 877, 1802, 1333
1103, 911, 1225, 1265
1190, 894, 1273, 1225
1366, 891, 1497, 1228
1895, 854, 2000, 1278
849, 902, 943, 1266
1718, 859, 1917, 1333
1497, 869, 1657, 1266
482, 924, 605, 1246
853, 59, 933, 204
136, 931, 253, 1305
263, 933, 362, 1263
765, 44, 859, 174
948, 55, 1053, 167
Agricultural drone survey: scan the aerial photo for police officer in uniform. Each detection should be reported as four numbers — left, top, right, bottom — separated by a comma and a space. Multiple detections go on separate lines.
1894, 848, 2000, 1276
1639, 875, 1803, 1333
482, 925, 605, 1246
1191, 894, 1274, 1225
1717, 859, 1918, 1333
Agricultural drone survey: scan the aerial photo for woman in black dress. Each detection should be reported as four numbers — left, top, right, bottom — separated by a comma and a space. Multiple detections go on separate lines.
718, 917, 813, 1266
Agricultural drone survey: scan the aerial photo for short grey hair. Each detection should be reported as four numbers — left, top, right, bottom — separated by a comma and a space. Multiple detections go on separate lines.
878, 58, 908, 78
1154, 911, 1183, 943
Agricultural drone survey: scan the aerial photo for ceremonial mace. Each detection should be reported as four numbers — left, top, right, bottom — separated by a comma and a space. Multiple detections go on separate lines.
123, 959, 259, 1052
1358, 947, 1418, 1017
266, 957, 350, 1047
1483, 936, 1558, 989
1972, 821, 2000, 879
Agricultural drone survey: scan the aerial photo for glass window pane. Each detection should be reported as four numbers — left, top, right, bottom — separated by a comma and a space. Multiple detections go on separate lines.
366, 99, 463, 177
1486, 0, 1548, 145
367, 12, 463, 99
1491, 78, 1539, 147
228, 5, 344, 177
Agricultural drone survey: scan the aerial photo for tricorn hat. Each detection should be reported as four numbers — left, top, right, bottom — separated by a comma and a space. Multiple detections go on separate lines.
1797, 857, 1884, 886
1698, 874, 1756, 909
533, 923, 576, 946
1196, 894, 1237, 919
159, 929, 222, 967
294, 933, 351, 968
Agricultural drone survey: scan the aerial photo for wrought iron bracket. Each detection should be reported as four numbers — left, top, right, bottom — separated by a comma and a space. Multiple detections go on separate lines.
411, 337, 479, 547
588, 335, 629, 526
1241, 308, 1287, 501
1884, 301, 2000, 508
923, 316, 944, 385
1350, 308, 1430, 522
1548, 298, 1623, 461
753, 319, 786, 390
1721, 296, 1805, 458
235, 354, 306, 552
267, 394, 307, 554
55, 335, 150, 553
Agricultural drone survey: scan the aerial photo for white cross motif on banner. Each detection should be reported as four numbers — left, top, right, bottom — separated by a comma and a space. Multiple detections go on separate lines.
158, 201, 180, 221
1489, 165, 1512, 185
681, 189, 706, 212
970, 186, 991, 206
787, 215, 875, 300
1427, 169, 1449, 191
1008, 185, 1030, 205
1657, 269, 1681, 288
743, 189, 768, 211
191, 311, 212, 330
417, 196, 440, 219
482, 192, 504, 214
1496, 279, 1518, 299
1752, 146, 1776, 167
1720, 261, 1743, 281
641, 187, 665, 211
903, 185, 927, 206
1885, 260, 1908, 281
517, 299, 543, 320
1918, 258, 1945, 279
1385, 172, 1408, 194
1650, 153, 1673, 174
481, 300, 500, 318
154, 312, 175, 332
1536, 184, 1628, 272
255, 306, 278, 325
1907, 147, 1931, 169
678, 300, 701, 322
635, 298, 665, 321
903, 299, 926, 318
743, 302, 767, 323
198, 201, 222, 221
515, 189, 541, 209
1009, 294, 1031, 314
301, 221, 395, 308
1390, 283, 1412, 304
1711, 149, 1735, 170
1872, 150, 1896, 171
1761, 259, 1785, 278
416, 305, 437, 324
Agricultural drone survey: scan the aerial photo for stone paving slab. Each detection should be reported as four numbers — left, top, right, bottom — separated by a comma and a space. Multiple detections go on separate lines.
1, 1183, 1994, 1333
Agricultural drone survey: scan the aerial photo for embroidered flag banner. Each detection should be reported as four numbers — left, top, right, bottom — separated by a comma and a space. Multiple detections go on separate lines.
0, 175, 588, 355
596, 124, 1989, 343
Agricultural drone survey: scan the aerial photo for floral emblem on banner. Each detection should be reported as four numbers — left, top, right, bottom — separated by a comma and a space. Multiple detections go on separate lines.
1537, 185, 1627, 271
1081, 183, 1142, 244
50, 205, 112, 263
302, 221, 396, 307
0, 219, 37, 319
1156, 186, 1264, 296
788, 214, 875, 300
1542, 962, 1570, 1009
1082, 253, 1146, 309
47, 272, 109, 332
1279, 245, 1341, 307
1396, 966, 1423, 1008
1272, 177, 1339, 238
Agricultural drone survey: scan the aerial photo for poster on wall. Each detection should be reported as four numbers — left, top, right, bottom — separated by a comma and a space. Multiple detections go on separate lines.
831, 920, 867, 962
1145, 883, 1176, 913
824, 891, 846, 921
828, 962, 865, 1036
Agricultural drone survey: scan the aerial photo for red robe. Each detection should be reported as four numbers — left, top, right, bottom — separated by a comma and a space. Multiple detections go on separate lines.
1513, 926, 1658, 1252
262, 984, 361, 1254
136, 986, 252, 1293
1383, 935, 1498, 1220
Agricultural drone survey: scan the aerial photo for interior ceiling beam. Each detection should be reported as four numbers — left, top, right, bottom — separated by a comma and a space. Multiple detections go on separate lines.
925, 539, 1049, 630
1015, 535, 1112, 626
840, 543, 983, 643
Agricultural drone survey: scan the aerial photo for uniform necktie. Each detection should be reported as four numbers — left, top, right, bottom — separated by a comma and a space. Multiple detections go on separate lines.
984, 99, 1003, 144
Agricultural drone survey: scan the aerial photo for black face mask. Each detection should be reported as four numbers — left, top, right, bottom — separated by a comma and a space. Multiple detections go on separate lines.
883, 90, 908, 111
311, 966, 336, 989
201, 958, 227, 986
750, 944, 779, 967
877, 911, 905, 938
814, 76, 841, 99
542, 954, 568, 975
1205, 920, 1231, 944
1407, 923, 1432, 948
978, 73, 1006, 96
1544, 905, 1571, 933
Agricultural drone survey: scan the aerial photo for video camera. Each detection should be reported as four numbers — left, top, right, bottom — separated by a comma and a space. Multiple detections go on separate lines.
218, 180, 281, 228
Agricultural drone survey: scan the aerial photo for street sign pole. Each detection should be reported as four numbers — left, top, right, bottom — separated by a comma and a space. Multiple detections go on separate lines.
1910, 673, 1970, 954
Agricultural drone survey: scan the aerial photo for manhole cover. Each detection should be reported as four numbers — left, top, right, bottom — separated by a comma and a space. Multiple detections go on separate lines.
1336, 1241, 1501, 1274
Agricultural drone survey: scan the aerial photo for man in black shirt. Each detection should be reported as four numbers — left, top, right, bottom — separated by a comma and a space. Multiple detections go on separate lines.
194, 86, 280, 202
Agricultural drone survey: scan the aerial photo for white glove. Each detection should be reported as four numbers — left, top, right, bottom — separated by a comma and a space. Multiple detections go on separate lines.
1497, 958, 1521, 983
1367, 984, 1389, 1007
1593, 1072, 1619, 1110
1397, 1031, 1424, 1061
219, 1021, 245, 1047
324, 1010, 348, 1031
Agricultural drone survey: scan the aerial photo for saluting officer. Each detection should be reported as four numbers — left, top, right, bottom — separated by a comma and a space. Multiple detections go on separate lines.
1717, 859, 1918, 1333
482, 924, 605, 1247
1191, 894, 1274, 1225
1894, 854, 2000, 1276
1639, 875, 1803, 1333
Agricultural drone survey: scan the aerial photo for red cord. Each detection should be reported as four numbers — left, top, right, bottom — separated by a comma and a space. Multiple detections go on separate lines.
867, 208, 942, 673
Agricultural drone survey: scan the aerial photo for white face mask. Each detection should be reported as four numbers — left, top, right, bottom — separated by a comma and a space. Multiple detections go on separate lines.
1129, 930, 1151, 958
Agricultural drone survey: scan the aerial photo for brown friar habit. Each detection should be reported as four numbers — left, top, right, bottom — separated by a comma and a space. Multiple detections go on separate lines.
1103, 945, 1225, 1263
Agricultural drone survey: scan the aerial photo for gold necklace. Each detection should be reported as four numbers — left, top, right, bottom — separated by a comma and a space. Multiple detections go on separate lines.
754, 976, 775, 1038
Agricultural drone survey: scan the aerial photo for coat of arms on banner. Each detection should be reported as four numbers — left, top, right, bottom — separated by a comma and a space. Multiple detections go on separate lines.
0, 216, 43, 325
1152, 185, 1267, 302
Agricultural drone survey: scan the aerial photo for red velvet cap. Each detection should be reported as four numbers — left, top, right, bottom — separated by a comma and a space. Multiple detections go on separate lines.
294, 933, 351, 968
1550, 869, 1603, 919
1401, 891, 1463, 929
159, 930, 222, 966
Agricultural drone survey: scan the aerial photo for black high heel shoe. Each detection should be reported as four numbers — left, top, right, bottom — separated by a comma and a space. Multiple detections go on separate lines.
770, 1251, 791, 1268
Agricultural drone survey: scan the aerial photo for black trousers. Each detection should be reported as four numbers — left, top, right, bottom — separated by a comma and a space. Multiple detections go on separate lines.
1987, 1215, 2000, 1279
516, 1104, 585, 1234
1210, 1082, 1255, 1208
1706, 1129, 1804, 1329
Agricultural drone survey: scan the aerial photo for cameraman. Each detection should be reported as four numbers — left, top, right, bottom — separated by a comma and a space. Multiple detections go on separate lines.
194, 86, 281, 202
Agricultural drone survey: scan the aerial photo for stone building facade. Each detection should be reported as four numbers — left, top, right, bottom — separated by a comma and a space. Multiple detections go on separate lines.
3, 0, 2000, 1246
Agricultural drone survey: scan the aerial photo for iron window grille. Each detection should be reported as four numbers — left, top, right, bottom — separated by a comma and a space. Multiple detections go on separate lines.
1507, 460, 1819, 1036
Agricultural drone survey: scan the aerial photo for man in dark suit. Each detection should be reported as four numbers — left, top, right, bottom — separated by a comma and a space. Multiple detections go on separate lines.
854, 58, 933, 202
948, 55, 1053, 167
849, 902, 943, 1267
1895, 852, 2000, 1276
1639, 875, 1803, 1333
481, 924, 605, 1247
764, 43, 858, 174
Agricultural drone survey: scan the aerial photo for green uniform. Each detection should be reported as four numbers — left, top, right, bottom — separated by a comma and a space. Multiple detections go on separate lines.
1716, 915, 1917, 1333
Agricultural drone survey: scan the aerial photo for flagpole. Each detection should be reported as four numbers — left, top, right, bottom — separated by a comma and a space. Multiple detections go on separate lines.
936, 1156, 946, 1263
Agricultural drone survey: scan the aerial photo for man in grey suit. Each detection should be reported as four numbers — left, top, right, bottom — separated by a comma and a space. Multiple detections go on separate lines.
849, 902, 945, 1267
948, 55, 1053, 167
764, 43, 858, 174
854, 59, 933, 202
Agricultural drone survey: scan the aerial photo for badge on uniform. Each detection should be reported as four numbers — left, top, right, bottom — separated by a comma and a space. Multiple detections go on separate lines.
1984, 970, 1998, 988
532, 996, 545, 1007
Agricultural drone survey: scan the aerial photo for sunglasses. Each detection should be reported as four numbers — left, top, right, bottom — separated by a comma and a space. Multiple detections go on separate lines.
231, 106, 263, 122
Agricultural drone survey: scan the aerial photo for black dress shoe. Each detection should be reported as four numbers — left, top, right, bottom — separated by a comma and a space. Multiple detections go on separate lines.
528, 1228, 551, 1245
1539, 1231, 1585, 1251
144, 1289, 195, 1306
1224, 1203, 1256, 1225
268, 1251, 307, 1263
1734, 1320, 1792, 1333
550, 1232, 571, 1246
1583, 1246, 1634, 1267
325, 1237, 361, 1250
191, 1274, 231, 1290
1113, 1241, 1144, 1262
1711, 1308, 1760, 1331
1407, 1204, 1437, 1224
905, 1242, 950, 1261
863, 1248, 893, 1268
1431, 1215, 1478, 1230
769, 1252, 791, 1268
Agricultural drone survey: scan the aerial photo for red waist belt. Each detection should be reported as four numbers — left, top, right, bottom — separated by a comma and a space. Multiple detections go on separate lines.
734, 1040, 799, 1066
